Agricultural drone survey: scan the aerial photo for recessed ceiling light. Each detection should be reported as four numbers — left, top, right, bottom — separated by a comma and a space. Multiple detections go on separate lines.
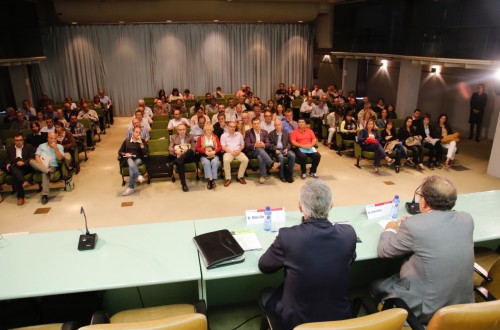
118, 21, 125, 24
166, 20, 172, 23
298, 20, 303, 23
258, 20, 263, 23
213, 20, 219, 22
71, 22, 78, 25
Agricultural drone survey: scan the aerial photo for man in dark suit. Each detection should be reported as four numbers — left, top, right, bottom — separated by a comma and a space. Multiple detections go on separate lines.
244, 117, 280, 184
371, 175, 474, 324
167, 123, 196, 192
268, 119, 295, 183
5, 133, 35, 206
259, 180, 357, 330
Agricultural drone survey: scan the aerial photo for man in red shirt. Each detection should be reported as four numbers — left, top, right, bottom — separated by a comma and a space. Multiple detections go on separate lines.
290, 118, 321, 179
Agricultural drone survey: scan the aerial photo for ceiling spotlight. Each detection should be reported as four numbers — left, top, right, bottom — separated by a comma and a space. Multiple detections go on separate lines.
431, 65, 441, 74
166, 20, 172, 23
213, 19, 219, 22
298, 20, 303, 23
381, 59, 388, 68
118, 21, 125, 24
258, 20, 263, 23
71, 22, 78, 25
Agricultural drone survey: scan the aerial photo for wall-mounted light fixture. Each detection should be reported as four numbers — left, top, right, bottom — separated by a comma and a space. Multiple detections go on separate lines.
431, 65, 441, 74
381, 59, 388, 68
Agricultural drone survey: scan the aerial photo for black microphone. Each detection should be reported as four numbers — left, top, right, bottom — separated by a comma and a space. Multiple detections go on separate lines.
78, 206, 98, 251
405, 184, 422, 215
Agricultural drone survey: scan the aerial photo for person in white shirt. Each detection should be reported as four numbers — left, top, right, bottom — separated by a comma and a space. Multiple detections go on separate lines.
138, 100, 153, 119
41, 118, 56, 133
98, 88, 113, 125
300, 96, 315, 120
18, 99, 36, 117
225, 98, 237, 122
260, 111, 275, 133
190, 107, 210, 126
77, 103, 100, 133
129, 109, 152, 132
211, 104, 227, 125
168, 109, 190, 131
220, 122, 249, 187
325, 111, 338, 149
311, 84, 324, 98
310, 99, 329, 142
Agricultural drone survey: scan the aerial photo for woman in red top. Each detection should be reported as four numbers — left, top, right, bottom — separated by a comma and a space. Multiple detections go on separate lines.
196, 123, 222, 190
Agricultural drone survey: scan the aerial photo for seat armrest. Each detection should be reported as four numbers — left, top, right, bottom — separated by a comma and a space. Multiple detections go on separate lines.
474, 285, 497, 301
194, 299, 207, 315
352, 296, 379, 316
474, 262, 492, 282
90, 311, 111, 325
382, 297, 424, 330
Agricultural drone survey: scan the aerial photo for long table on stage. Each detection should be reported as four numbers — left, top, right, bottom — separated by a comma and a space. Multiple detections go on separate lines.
1, 190, 498, 308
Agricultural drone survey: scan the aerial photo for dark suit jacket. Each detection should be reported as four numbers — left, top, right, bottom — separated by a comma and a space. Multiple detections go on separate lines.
268, 130, 291, 152
244, 129, 271, 152
5, 144, 35, 168
259, 220, 357, 330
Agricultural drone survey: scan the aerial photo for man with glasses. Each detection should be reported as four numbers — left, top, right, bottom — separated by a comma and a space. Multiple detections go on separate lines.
260, 111, 275, 133
5, 134, 35, 206
167, 123, 196, 192
371, 175, 474, 324
220, 122, 248, 187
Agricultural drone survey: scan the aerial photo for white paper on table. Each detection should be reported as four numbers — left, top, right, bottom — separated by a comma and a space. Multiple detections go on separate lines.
245, 207, 286, 225
378, 219, 393, 229
40, 151, 52, 167
232, 230, 262, 251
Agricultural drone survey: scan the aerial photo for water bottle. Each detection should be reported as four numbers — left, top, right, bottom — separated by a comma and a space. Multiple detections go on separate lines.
264, 206, 272, 231
391, 195, 400, 221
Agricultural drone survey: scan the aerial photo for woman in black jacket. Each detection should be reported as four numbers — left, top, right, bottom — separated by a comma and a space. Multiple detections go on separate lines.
398, 116, 424, 170
381, 119, 408, 173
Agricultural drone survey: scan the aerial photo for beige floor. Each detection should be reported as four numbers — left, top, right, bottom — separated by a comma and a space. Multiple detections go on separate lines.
1, 118, 499, 235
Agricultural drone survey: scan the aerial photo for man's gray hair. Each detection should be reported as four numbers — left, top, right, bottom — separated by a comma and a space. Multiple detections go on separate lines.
299, 180, 332, 220
420, 175, 457, 211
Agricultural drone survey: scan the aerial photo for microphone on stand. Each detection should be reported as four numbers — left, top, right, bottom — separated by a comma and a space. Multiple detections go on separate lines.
78, 206, 98, 251
405, 184, 422, 215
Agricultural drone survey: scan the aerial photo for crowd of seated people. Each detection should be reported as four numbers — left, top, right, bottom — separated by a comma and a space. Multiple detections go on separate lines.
112, 83, 464, 193
1, 89, 114, 204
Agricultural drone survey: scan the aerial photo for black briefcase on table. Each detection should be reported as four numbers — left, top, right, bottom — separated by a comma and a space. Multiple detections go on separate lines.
193, 229, 245, 269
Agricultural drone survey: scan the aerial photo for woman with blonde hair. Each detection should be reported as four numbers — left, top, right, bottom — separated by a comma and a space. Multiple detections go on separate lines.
196, 123, 222, 190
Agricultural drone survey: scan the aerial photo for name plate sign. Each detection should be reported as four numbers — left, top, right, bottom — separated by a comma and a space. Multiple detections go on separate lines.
365, 201, 392, 220
245, 207, 286, 225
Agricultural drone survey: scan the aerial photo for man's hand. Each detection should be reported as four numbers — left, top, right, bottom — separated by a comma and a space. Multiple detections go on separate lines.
48, 140, 58, 149
255, 141, 265, 148
275, 149, 281, 155
385, 221, 399, 231
175, 148, 183, 156
16, 161, 25, 167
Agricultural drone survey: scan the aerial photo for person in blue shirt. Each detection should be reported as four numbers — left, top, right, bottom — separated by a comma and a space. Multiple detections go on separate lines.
281, 110, 298, 133
29, 132, 64, 204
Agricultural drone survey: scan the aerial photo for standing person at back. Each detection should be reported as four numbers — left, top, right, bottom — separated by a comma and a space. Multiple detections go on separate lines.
259, 180, 357, 330
371, 175, 474, 325
469, 83, 487, 142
